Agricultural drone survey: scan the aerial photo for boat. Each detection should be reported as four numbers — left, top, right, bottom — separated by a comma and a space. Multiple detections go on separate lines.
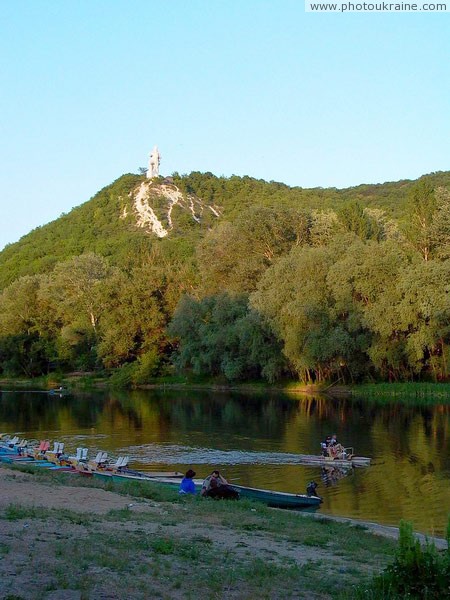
230, 484, 322, 509
48, 387, 69, 396
0, 437, 75, 471
0, 452, 73, 470
295, 454, 371, 468
90, 469, 322, 509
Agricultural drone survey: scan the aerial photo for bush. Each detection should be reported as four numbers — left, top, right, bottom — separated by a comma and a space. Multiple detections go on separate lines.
110, 363, 135, 388
352, 518, 450, 599
131, 348, 160, 384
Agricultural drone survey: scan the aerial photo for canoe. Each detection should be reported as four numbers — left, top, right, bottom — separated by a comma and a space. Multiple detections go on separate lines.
119, 468, 184, 479
90, 470, 322, 509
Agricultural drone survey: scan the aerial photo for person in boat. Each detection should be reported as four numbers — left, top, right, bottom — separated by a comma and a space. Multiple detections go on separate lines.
179, 469, 197, 495
201, 470, 239, 500
306, 480, 319, 496
328, 434, 349, 459
328, 434, 339, 457
329, 434, 339, 447
321, 436, 332, 457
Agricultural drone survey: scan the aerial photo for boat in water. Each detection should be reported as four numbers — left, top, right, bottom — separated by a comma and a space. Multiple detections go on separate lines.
230, 483, 322, 509
90, 469, 322, 509
296, 454, 371, 468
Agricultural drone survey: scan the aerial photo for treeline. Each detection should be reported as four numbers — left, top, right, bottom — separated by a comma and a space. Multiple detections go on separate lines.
1, 173, 450, 384
3, 169, 450, 291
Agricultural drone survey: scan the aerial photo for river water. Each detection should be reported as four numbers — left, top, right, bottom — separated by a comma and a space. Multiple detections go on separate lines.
0, 388, 449, 537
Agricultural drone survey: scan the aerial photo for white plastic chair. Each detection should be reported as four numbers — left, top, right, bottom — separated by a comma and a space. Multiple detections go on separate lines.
111, 456, 129, 470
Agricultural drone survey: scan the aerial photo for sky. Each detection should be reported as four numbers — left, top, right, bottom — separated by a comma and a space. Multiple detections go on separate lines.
0, 0, 449, 250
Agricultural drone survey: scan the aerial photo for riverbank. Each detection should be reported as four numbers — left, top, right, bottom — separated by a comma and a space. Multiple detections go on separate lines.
4, 374, 450, 402
0, 374, 331, 396
2, 464, 447, 600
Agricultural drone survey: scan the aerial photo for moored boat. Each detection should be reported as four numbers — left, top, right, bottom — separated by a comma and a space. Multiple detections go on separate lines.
230, 483, 322, 509
90, 469, 322, 509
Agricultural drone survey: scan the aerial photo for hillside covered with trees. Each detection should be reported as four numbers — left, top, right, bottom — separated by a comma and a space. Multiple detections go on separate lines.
1, 170, 450, 384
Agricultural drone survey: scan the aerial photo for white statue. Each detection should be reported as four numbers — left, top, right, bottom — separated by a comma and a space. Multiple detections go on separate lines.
147, 145, 161, 178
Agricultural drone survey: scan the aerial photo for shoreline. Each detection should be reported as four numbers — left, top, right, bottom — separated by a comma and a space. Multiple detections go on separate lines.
2, 376, 450, 401
0, 464, 446, 549
303, 511, 448, 551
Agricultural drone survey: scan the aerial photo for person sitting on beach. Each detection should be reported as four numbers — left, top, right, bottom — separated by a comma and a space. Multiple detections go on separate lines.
179, 469, 197, 495
201, 470, 239, 500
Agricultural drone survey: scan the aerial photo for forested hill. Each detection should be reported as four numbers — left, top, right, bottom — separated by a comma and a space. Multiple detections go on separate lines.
1, 169, 449, 290
1, 168, 450, 385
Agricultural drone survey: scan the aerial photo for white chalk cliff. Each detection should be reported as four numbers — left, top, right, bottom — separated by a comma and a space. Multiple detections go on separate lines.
123, 180, 222, 238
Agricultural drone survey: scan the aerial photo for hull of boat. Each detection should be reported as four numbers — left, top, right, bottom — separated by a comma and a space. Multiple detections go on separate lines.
231, 484, 322, 508
92, 470, 185, 488
296, 455, 371, 468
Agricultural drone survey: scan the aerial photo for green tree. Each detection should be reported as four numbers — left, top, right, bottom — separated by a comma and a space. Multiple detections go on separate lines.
0, 275, 58, 375
429, 186, 450, 260
309, 210, 341, 246
197, 206, 310, 294
338, 201, 382, 240
46, 253, 112, 334
327, 239, 414, 381
396, 260, 450, 380
97, 269, 166, 368
168, 293, 285, 382
404, 178, 437, 261
251, 236, 369, 383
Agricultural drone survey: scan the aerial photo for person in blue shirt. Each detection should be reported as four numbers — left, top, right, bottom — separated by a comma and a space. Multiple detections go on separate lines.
179, 469, 197, 495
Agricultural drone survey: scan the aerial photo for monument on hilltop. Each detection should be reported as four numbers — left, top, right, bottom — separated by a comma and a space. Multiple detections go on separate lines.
147, 146, 161, 178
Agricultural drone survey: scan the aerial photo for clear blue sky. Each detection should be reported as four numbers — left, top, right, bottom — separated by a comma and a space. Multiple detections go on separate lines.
0, 1, 448, 250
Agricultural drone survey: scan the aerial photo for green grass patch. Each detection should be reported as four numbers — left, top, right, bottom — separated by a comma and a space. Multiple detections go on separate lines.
352, 382, 450, 404
2, 504, 50, 521
0, 541, 10, 555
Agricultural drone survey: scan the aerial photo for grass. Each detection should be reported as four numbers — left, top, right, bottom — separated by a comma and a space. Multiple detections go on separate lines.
351, 382, 450, 404
0, 542, 10, 556
1, 503, 94, 525
3, 504, 49, 521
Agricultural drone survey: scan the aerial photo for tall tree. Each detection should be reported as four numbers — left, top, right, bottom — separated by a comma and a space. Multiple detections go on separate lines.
168, 293, 285, 382
404, 179, 436, 261
197, 206, 310, 294
0, 275, 57, 375
46, 253, 112, 333
251, 236, 368, 383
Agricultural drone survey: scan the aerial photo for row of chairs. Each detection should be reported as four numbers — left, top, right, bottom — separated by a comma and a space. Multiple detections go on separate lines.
1, 435, 29, 449
1, 434, 129, 472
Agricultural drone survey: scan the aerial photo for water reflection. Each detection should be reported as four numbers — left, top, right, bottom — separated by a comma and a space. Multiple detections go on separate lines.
0, 388, 449, 536
320, 466, 352, 487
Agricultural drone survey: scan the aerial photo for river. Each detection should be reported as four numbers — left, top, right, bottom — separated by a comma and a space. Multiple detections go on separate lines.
0, 388, 449, 537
